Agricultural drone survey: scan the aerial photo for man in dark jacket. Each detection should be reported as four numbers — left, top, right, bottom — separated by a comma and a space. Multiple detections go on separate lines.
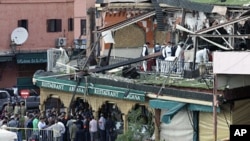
105, 115, 116, 141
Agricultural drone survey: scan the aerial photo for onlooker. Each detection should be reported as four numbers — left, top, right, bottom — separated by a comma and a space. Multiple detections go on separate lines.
69, 121, 78, 141
1, 120, 8, 130
38, 117, 46, 130
105, 115, 116, 141
14, 102, 21, 115
98, 113, 106, 141
38, 116, 47, 140
89, 116, 98, 141
32, 113, 39, 138
25, 113, 34, 141
48, 118, 66, 141
20, 102, 26, 117
8, 114, 22, 141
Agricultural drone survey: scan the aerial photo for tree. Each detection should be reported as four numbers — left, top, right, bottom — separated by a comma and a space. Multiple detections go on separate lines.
116, 108, 154, 141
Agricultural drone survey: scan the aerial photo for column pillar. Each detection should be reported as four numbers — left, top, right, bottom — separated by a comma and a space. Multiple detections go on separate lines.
123, 114, 128, 133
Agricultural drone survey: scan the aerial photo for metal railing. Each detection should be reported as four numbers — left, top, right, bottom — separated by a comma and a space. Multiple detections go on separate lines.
108, 56, 213, 77
3, 127, 55, 141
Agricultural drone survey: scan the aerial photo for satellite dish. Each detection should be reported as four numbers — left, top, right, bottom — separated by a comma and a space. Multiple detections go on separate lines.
11, 27, 28, 45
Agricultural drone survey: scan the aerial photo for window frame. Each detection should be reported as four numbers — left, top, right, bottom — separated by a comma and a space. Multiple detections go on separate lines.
80, 19, 87, 36
47, 19, 62, 32
18, 19, 28, 31
68, 18, 74, 31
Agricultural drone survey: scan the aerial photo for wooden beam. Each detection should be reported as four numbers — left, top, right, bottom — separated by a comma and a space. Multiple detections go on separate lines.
188, 34, 250, 38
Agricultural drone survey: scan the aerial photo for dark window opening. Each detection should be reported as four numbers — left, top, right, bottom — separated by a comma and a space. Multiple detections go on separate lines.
68, 18, 74, 31
81, 19, 86, 35
47, 19, 62, 32
18, 19, 28, 30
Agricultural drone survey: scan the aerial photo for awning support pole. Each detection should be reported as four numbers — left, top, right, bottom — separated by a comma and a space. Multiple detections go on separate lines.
213, 74, 218, 141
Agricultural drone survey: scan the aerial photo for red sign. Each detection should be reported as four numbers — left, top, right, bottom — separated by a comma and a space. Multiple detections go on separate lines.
20, 89, 30, 99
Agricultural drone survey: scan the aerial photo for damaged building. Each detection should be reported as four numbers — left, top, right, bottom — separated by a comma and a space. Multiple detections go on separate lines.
31, 0, 250, 141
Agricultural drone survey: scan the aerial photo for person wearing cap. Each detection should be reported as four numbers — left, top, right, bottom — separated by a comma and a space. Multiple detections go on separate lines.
141, 42, 150, 72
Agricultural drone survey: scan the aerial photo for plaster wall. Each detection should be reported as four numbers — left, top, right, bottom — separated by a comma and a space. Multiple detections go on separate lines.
0, 1, 74, 52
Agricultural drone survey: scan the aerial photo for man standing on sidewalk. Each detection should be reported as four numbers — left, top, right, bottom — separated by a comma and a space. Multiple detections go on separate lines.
89, 116, 98, 141
98, 113, 106, 141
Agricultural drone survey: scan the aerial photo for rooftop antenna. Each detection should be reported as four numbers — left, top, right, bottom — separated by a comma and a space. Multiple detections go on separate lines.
10, 27, 28, 53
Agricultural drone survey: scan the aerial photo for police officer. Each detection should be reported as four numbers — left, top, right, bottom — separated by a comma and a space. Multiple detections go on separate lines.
153, 43, 161, 72
4, 101, 13, 116
141, 42, 150, 72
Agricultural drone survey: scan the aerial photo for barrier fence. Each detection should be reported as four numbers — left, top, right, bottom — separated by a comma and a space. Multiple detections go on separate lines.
4, 127, 55, 141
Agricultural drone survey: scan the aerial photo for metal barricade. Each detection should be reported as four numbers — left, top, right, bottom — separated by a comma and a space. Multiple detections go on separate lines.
4, 127, 54, 141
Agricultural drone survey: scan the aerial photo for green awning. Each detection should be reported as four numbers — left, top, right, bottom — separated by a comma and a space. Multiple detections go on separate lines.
0, 56, 13, 62
17, 77, 38, 89
188, 103, 220, 112
162, 102, 186, 124
16, 52, 47, 64
149, 99, 220, 123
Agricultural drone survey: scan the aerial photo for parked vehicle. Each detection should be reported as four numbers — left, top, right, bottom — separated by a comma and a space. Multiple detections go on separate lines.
0, 89, 17, 113
0, 87, 40, 112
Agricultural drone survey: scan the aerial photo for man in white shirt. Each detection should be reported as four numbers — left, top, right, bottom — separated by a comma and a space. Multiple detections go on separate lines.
89, 116, 98, 141
38, 117, 46, 130
98, 113, 106, 141
196, 48, 209, 64
162, 42, 173, 73
38, 117, 47, 141
48, 118, 65, 141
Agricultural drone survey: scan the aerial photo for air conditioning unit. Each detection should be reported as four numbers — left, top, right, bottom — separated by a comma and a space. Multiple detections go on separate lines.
56, 37, 67, 47
74, 39, 87, 49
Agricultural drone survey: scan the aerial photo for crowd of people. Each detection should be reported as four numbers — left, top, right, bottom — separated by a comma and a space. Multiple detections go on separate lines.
140, 41, 211, 74
0, 100, 117, 141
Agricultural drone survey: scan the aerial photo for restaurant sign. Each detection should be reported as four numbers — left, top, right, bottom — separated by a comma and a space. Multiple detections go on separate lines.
35, 78, 145, 102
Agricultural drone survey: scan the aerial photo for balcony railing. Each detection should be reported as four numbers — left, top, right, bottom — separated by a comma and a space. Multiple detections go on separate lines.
108, 56, 213, 78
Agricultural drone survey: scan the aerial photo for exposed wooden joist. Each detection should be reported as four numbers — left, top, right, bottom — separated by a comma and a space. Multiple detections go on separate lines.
223, 86, 250, 101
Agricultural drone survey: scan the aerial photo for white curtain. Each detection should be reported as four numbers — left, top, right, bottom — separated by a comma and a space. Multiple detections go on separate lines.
160, 109, 194, 141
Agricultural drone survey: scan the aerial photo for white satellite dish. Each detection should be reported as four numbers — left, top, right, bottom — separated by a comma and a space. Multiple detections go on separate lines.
11, 27, 28, 45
